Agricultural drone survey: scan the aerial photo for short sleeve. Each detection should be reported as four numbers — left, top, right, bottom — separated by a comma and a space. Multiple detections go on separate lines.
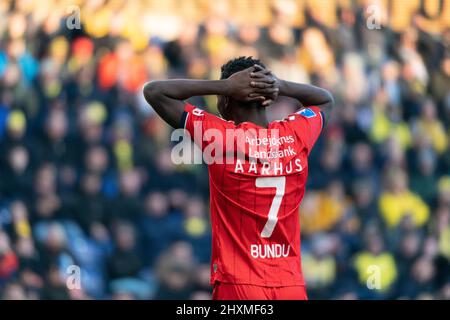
181, 103, 232, 151
284, 106, 324, 154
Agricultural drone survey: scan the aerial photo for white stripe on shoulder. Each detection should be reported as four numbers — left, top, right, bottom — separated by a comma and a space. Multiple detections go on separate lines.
184, 112, 189, 129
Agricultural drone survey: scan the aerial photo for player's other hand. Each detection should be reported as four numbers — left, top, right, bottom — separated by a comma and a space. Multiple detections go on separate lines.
249, 64, 279, 106
225, 66, 279, 105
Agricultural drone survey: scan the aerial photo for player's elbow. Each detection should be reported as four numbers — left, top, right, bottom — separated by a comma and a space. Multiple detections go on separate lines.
318, 89, 334, 126
322, 89, 334, 108
143, 81, 161, 103
318, 90, 334, 116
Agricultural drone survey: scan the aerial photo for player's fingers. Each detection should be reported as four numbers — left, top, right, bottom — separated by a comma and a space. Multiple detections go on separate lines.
248, 93, 270, 98
246, 95, 266, 102
253, 64, 265, 71
254, 65, 272, 75
250, 88, 279, 95
250, 76, 275, 85
250, 71, 267, 78
250, 70, 272, 78
249, 88, 276, 97
253, 75, 275, 84
252, 65, 272, 76
262, 99, 273, 106
250, 81, 272, 89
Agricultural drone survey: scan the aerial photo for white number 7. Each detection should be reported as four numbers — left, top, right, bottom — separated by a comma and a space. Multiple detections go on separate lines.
255, 176, 286, 238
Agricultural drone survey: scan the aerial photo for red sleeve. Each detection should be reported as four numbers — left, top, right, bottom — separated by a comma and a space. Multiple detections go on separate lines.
181, 103, 233, 151
284, 106, 324, 154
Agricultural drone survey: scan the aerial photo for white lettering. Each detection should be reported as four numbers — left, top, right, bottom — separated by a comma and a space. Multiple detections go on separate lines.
250, 244, 291, 259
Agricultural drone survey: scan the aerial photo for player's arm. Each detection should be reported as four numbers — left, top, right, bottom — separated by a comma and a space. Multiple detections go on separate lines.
250, 66, 334, 126
142, 67, 278, 128
278, 81, 334, 125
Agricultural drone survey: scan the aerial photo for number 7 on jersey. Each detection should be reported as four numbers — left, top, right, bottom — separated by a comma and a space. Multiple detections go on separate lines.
255, 176, 286, 238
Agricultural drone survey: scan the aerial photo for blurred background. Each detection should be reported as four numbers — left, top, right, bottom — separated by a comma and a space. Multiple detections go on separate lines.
0, 0, 449, 300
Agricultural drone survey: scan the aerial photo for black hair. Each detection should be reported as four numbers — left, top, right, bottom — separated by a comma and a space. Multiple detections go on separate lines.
220, 56, 265, 79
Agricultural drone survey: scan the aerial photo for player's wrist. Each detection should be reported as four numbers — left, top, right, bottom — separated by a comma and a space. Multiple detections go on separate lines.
222, 78, 232, 96
278, 79, 289, 96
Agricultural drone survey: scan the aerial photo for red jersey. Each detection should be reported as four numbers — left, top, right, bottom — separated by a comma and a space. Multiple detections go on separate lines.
182, 103, 324, 287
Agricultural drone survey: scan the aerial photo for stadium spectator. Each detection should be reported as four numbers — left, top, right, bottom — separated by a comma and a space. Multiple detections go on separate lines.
379, 169, 430, 228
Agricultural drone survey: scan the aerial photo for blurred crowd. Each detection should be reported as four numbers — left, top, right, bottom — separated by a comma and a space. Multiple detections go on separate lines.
0, 0, 450, 300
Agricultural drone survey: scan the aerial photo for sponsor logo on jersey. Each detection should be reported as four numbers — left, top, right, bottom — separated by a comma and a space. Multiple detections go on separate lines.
297, 108, 316, 118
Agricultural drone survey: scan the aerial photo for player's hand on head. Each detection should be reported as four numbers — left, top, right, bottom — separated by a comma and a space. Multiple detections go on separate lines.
225, 65, 278, 105
249, 65, 279, 106
225, 66, 265, 102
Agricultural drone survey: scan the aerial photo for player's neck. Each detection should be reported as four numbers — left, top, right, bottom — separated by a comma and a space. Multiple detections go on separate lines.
232, 106, 269, 128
